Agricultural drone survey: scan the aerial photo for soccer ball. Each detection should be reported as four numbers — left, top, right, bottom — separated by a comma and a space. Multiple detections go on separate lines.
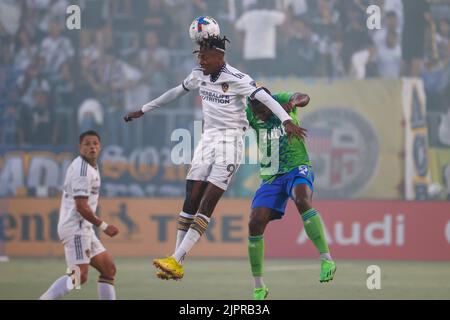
189, 16, 220, 43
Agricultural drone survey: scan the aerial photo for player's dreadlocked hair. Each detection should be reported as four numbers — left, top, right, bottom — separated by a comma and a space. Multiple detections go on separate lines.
196, 35, 230, 53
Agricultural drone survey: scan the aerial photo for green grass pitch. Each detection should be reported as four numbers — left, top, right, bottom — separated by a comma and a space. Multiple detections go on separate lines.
1, 258, 449, 300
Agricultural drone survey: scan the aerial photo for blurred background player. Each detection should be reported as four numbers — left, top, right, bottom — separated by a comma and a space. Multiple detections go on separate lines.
246, 88, 336, 300
124, 33, 307, 280
39, 130, 119, 300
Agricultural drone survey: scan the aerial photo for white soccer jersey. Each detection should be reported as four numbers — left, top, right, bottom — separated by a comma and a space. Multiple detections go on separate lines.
182, 63, 259, 131
57, 156, 101, 239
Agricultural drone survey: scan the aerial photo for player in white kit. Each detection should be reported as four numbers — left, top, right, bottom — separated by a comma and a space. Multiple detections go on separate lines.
40, 131, 119, 300
124, 36, 307, 280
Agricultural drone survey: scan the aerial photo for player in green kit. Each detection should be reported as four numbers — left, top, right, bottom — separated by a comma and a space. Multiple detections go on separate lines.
246, 87, 336, 300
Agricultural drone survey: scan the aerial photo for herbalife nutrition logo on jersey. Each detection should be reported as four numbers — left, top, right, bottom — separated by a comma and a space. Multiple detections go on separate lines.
170, 120, 281, 174
199, 89, 230, 104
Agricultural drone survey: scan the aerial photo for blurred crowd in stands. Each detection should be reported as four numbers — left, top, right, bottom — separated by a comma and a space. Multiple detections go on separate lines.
0, 0, 449, 149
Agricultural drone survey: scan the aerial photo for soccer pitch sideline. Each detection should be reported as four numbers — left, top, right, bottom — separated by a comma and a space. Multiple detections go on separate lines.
1, 258, 449, 300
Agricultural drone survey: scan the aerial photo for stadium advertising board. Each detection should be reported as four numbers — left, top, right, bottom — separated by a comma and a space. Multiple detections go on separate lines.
0, 148, 74, 197
1, 199, 449, 260
263, 78, 404, 199
0, 147, 188, 197
0, 199, 250, 257
266, 200, 450, 260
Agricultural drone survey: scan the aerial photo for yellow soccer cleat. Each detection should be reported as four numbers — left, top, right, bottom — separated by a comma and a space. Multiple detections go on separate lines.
153, 256, 184, 280
156, 270, 180, 281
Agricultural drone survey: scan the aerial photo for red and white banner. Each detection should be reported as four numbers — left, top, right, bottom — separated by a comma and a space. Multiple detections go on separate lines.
2, 199, 450, 260
266, 201, 450, 260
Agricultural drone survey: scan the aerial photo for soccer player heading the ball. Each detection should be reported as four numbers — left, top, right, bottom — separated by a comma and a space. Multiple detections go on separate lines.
124, 18, 307, 281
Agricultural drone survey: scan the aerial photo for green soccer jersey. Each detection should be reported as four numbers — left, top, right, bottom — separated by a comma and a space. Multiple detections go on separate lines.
246, 91, 311, 182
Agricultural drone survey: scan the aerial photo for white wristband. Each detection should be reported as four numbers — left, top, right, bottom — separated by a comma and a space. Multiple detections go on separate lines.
99, 221, 108, 231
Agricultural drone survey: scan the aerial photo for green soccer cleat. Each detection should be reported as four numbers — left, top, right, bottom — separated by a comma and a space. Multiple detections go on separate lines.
253, 286, 269, 300
320, 259, 337, 283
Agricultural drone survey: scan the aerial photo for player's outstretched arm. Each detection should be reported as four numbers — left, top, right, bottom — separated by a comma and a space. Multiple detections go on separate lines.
75, 197, 119, 237
124, 84, 189, 122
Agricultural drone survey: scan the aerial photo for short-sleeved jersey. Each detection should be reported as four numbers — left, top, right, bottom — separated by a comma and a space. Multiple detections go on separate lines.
183, 63, 259, 131
246, 91, 311, 182
57, 156, 101, 237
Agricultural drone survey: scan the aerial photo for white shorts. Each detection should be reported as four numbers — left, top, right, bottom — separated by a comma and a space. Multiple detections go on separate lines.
186, 129, 244, 190
62, 229, 106, 267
